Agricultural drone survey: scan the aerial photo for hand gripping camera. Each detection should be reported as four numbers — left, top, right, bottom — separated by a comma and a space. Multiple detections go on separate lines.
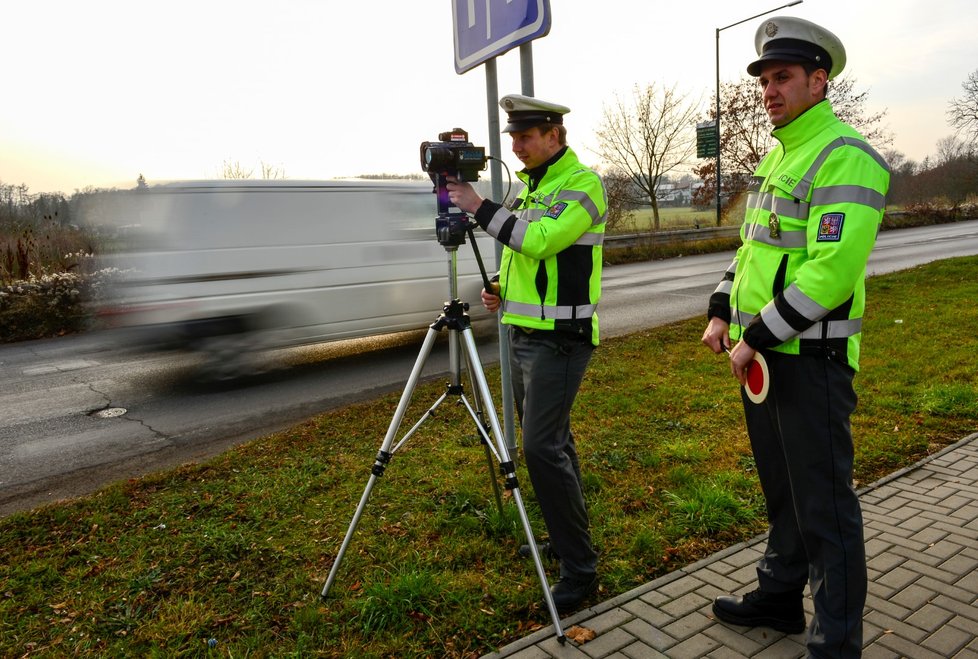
419, 128, 487, 247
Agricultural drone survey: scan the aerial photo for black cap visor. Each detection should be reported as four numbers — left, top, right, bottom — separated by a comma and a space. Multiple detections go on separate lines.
502, 110, 563, 133
747, 38, 832, 76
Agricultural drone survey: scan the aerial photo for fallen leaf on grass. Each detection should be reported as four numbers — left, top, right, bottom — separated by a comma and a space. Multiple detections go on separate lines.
566, 625, 597, 644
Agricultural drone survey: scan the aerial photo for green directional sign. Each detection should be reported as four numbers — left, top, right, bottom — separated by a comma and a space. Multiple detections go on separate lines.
696, 120, 718, 159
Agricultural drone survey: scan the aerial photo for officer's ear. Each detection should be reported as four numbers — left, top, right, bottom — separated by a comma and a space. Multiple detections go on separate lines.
810, 68, 828, 98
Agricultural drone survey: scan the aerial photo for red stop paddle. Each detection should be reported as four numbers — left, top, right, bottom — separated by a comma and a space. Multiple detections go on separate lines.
723, 345, 770, 404
743, 351, 769, 404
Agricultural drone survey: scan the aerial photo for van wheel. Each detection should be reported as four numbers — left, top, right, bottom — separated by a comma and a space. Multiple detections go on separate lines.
194, 332, 275, 381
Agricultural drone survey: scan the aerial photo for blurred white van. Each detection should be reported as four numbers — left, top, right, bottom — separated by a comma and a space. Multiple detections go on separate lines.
82, 180, 495, 376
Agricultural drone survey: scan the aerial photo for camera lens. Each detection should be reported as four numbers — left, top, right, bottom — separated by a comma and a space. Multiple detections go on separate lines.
424, 146, 453, 170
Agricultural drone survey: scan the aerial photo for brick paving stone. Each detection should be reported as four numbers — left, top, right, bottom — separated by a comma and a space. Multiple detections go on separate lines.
863, 536, 894, 559
751, 637, 806, 658
620, 619, 675, 652
874, 630, 947, 659
864, 592, 913, 622
505, 647, 551, 659
921, 623, 973, 656
692, 567, 743, 594
620, 641, 668, 659
954, 568, 978, 591
932, 594, 978, 624
949, 502, 978, 522
931, 518, 978, 540
866, 551, 905, 572
726, 563, 758, 585
901, 557, 960, 584
663, 633, 722, 658
917, 574, 976, 605
909, 526, 950, 546
863, 609, 930, 643
622, 599, 674, 629
705, 646, 751, 659
903, 601, 955, 632
661, 611, 715, 642
723, 547, 765, 569
875, 564, 919, 592
950, 615, 978, 634
585, 608, 637, 635
888, 542, 945, 567
637, 589, 671, 608
891, 582, 938, 610
923, 536, 967, 560
661, 592, 711, 619
657, 576, 707, 600
578, 628, 635, 658
702, 621, 771, 656
861, 644, 899, 659
535, 635, 590, 658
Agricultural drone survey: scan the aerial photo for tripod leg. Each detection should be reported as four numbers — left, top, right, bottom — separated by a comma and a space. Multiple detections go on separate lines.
458, 327, 566, 643
321, 325, 441, 600
455, 329, 504, 513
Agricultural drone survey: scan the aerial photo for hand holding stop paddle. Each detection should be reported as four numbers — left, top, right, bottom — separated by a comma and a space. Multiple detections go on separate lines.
723, 344, 769, 404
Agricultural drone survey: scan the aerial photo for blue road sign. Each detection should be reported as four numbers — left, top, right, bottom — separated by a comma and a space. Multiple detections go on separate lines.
452, 0, 551, 74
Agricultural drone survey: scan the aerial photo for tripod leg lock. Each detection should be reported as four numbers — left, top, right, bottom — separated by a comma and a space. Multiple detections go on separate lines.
371, 450, 393, 477
499, 460, 519, 490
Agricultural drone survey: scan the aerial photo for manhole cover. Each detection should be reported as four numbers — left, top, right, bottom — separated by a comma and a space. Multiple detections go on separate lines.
92, 407, 127, 419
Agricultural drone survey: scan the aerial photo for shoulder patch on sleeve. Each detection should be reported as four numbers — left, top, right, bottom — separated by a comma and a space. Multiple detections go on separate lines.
544, 201, 568, 219
817, 212, 845, 242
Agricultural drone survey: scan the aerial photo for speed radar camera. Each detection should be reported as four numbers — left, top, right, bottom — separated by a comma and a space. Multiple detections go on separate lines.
419, 128, 487, 247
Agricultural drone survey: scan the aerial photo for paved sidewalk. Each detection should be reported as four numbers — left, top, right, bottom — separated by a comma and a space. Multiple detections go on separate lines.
484, 432, 978, 659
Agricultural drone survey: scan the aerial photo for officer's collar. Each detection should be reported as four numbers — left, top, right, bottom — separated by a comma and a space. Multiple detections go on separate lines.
771, 99, 836, 149
523, 146, 568, 190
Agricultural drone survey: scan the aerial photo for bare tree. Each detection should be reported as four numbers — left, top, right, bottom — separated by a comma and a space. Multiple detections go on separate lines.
947, 69, 978, 144
935, 135, 974, 166
594, 83, 700, 231
222, 160, 254, 180
260, 161, 286, 180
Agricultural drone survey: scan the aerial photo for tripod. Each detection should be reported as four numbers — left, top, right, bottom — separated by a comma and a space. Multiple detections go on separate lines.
320, 224, 567, 644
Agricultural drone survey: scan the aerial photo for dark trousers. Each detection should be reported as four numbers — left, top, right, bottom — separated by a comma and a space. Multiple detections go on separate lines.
509, 327, 598, 580
744, 351, 866, 658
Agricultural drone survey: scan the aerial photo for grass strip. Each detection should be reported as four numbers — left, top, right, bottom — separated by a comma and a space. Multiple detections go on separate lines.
1, 256, 976, 657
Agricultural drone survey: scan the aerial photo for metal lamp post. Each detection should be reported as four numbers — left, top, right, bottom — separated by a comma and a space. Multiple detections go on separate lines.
715, 1, 803, 227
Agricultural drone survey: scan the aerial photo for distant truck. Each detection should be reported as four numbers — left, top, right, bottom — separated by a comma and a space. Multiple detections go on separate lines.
80, 179, 496, 378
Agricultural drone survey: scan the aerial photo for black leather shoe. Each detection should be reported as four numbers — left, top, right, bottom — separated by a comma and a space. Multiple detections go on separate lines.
518, 542, 559, 561
712, 588, 805, 634
550, 574, 598, 614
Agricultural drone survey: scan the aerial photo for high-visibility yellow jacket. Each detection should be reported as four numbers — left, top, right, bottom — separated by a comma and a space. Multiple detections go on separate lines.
708, 100, 890, 370
473, 146, 607, 345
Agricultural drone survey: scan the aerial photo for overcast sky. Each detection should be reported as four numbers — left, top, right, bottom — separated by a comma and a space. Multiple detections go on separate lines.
2, 0, 976, 195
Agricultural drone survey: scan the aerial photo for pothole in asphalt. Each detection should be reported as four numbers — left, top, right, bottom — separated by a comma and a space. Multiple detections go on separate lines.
90, 407, 128, 419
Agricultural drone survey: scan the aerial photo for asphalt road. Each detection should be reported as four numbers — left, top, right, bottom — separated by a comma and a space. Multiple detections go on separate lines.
2, 220, 977, 516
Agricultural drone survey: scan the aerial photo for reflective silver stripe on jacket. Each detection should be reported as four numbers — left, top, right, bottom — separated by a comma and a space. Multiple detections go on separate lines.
574, 232, 604, 246
746, 190, 811, 220
486, 205, 513, 237
783, 283, 830, 323
790, 137, 891, 201
744, 222, 808, 248
810, 184, 887, 211
760, 302, 796, 342
800, 318, 862, 339
732, 310, 862, 340
502, 300, 598, 320
554, 189, 605, 225
713, 259, 737, 296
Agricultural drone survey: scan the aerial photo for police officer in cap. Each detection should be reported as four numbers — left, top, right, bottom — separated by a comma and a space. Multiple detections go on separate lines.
701, 17, 890, 657
447, 94, 606, 614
